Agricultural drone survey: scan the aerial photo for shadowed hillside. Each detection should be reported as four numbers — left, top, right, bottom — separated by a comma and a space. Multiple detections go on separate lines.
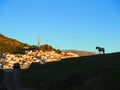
0, 70, 3, 84
20, 52, 120, 90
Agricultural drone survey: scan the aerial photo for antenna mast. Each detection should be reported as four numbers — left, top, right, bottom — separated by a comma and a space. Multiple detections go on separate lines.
38, 36, 42, 47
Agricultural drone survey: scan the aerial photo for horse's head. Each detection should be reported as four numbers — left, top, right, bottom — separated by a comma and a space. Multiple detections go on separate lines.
96, 46, 99, 49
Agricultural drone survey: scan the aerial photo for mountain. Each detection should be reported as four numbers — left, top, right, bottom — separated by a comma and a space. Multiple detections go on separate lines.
63, 50, 96, 56
0, 33, 29, 53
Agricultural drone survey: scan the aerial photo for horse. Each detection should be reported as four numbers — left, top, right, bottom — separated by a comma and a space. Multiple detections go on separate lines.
96, 46, 105, 54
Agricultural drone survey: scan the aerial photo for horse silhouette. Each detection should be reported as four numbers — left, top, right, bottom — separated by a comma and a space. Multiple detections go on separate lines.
96, 46, 105, 54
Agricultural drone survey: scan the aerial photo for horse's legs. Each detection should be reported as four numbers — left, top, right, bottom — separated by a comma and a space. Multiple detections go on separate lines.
99, 50, 101, 54
103, 50, 105, 54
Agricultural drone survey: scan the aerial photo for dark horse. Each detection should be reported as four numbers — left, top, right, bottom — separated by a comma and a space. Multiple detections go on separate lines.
96, 46, 105, 54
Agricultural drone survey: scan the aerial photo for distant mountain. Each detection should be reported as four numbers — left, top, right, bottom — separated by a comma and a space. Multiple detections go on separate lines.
63, 50, 96, 56
0, 33, 29, 53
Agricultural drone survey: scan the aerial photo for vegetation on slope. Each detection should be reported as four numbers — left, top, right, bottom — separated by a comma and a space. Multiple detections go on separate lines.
0, 33, 29, 53
21, 52, 120, 90
0, 33, 61, 54
39, 44, 62, 53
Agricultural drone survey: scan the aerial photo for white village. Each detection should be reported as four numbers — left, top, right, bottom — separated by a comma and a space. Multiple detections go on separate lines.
0, 49, 79, 69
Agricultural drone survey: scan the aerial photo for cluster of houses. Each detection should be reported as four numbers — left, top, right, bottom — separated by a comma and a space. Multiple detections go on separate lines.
0, 50, 79, 69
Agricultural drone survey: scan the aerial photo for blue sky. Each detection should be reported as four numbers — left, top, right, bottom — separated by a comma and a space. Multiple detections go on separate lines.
0, 0, 120, 53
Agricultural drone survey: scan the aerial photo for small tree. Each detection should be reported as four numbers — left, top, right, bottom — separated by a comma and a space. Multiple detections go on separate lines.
12, 46, 25, 54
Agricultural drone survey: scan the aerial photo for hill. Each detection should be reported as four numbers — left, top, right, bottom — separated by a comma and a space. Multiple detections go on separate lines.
39, 44, 62, 53
14, 52, 120, 90
0, 33, 61, 54
64, 50, 96, 56
0, 33, 29, 53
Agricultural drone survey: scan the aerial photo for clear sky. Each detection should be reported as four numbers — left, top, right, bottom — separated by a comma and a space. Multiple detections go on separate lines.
0, 0, 120, 53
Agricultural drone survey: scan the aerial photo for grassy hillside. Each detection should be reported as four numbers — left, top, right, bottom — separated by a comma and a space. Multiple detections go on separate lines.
20, 52, 120, 90
0, 33, 29, 53
0, 33, 61, 54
